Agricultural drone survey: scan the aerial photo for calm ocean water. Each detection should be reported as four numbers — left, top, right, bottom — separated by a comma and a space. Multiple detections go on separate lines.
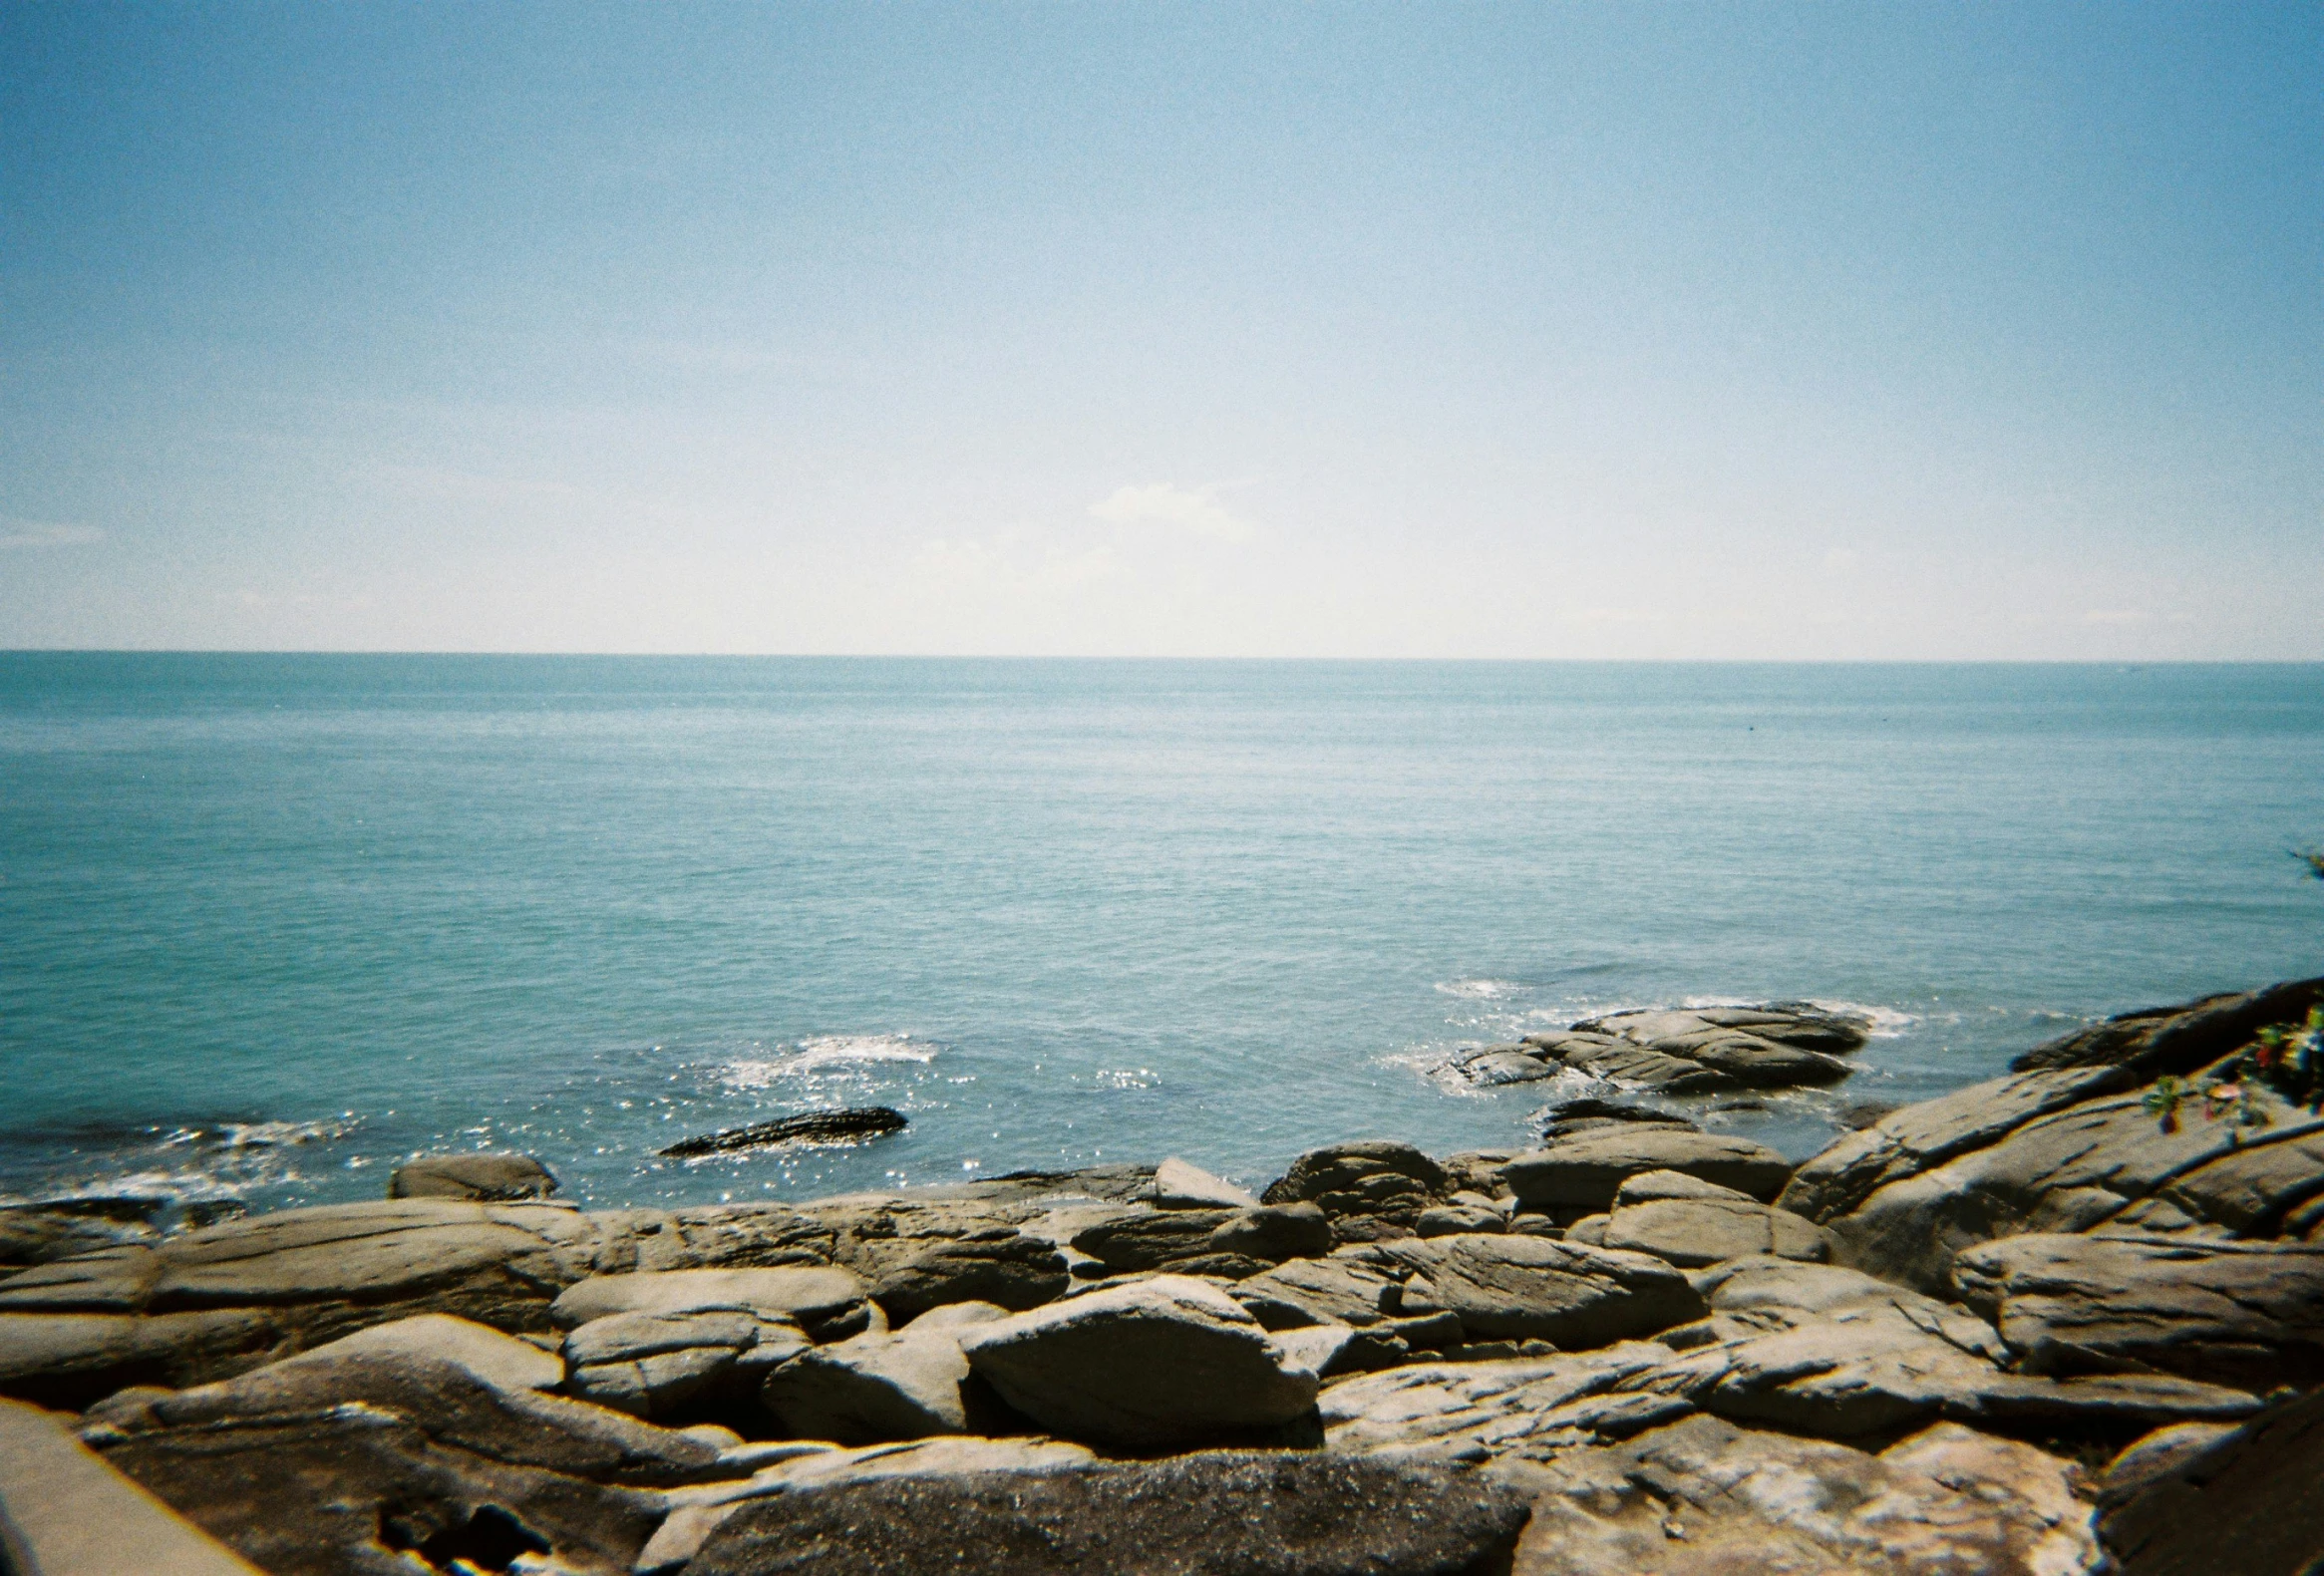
2, 656, 2319, 1214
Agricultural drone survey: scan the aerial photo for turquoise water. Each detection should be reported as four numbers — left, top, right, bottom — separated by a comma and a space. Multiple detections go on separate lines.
2, 656, 2319, 1212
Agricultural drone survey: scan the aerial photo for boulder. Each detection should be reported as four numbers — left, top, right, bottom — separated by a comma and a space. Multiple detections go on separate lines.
1952, 1232, 2324, 1389
1505, 1413, 2098, 1576
387, 1152, 558, 1201
1209, 1202, 1335, 1261
0, 1197, 837, 1404
0, 1198, 167, 1269
659, 1105, 907, 1158
1486, 1004, 1870, 1095
549, 1266, 873, 1343
1418, 1203, 1507, 1237
680, 1450, 1533, 1576
1067, 1208, 1257, 1277
1600, 1171, 1828, 1268
759, 1302, 1009, 1442
1359, 1234, 1707, 1346
2096, 1386, 2324, 1576
958, 1275, 1320, 1448
562, 1309, 807, 1422
1138, 1157, 1258, 1210
1504, 1131, 1794, 1210
0, 1397, 263, 1576
802, 1195, 1072, 1322
1625, 1257, 2262, 1438
1452, 1045, 1563, 1085
1260, 1141, 1454, 1244
1230, 1255, 1465, 1362
1533, 1099, 1699, 1145
78, 1335, 723, 1576
2010, 977, 2324, 1076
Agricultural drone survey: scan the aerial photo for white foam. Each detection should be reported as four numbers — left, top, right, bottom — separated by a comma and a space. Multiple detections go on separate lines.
719, 1034, 934, 1089
1435, 979, 1524, 1001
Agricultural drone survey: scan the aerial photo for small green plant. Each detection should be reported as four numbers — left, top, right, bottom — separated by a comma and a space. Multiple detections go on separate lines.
2145, 1007, 2324, 1136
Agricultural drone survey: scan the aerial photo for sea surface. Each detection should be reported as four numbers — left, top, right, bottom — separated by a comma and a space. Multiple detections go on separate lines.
2, 656, 2319, 1216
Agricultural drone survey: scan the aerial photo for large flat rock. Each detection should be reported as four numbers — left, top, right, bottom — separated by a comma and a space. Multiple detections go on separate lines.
1504, 1132, 1794, 1210
1360, 1234, 1707, 1345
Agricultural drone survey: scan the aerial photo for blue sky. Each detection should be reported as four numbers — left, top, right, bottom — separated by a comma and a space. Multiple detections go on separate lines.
2, 2, 2316, 656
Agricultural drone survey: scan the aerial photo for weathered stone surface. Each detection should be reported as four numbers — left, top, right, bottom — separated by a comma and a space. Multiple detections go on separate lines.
1261, 1140, 1454, 1243
79, 1337, 722, 1576
2011, 977, 2324, 1077
1504, 1131, 1794, 1210
1812, 1085, 2324, 1293
1623, 1257, 2261, 1437
1505, 1414, 2099, 1576
682, 1450, 1533, 1576
1068, 1208, 1254, 1277
1481, 1004, 1870, 1096
1418, 1203, 1508, 1237
1209, 1201, 1335, 1261
800, 1195, 1072, 1322
549, 1266, 872, 1343
0, 1197, 837, 1403
959, 1275, 1319, 1448
2097, 1386, 2324, 1576
1533, 1099, 1699, 1145
659, 1105, 907, 1157
0, 1396, 264, 1576
562, 1308, 807, 1421
1321, 1345, 1690, 1460
1360, 1234, 1706, 1346
1602, 1171, 1829, 1268
387, 1151, 558, 1201
1229, 1254, 1465, 1361
641, 1435, 1098, 1573
759, 1303, 1009, 1443
0, 1198, 166, 1269
1952, 1232, 2324, 1390
302, 1312, 564, 1393
1138, 1157, 1258, 1210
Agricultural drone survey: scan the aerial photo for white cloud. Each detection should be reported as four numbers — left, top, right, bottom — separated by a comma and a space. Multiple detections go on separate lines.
0, 520, 104, 549
1088, 482, 1253, 543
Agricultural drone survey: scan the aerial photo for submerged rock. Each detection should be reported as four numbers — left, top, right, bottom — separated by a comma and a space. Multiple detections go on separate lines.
659, 1106, 907, 1157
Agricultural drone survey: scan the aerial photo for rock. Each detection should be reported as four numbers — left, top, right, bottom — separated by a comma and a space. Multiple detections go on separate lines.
1260, 1140, 1454, 1244
1321, 1345, 1691, 1460
1835, 1099, 1898, 1129
563, 1309, 807, 1422
1600, 1171, 1828, 1268
1505, 1413, 2098, 1576
0, 1198, 167, 1268
2096, 1386, 2324, 1576
0, 1396, 264, 1576
0, 1197, 838, 1404
1494, 1004, 1870, 1095
300, 1312, 564, 1393
1534, 1099, 1699, 1144
1068, 1208, 1263, 1278
1504, 1131, 1794, 1210
958, 1275, 1320, 1448
2011, 977, 2324, 1076
387, 1151, 559, 1201
803, 1195, 1072, 1322
759, 1304, 1010, 1443
1564, 1214, 1607, 1245
641, 1434, 1099, 1573
1418, 1204, 1508, 1237
680, 1449, 1533, 1576
1800, 1079, 2324, 1293
549, 1266, 873, 1343
659, 1105, 907, 1158
1359, 1235, 1707, 1346
1624, 1256, 2263, 1438
1454, 1047, 1563, 1085
1209, 1201, 1335, 1261
79, 1336, 722, 1576
1952, 1232, 2324, 1389
1230, 1255, 1464, 1360
1139, 1157, 1259, 1209
2095, 1419, 2239, 1503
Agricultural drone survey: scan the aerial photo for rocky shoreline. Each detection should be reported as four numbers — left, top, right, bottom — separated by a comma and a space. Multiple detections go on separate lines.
2, 979, 2321, 1574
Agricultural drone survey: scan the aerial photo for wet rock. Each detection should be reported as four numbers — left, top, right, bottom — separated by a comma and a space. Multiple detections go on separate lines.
1600, 1171, 1829, 1268
1504, 1131, 1794, 1210
387, 1151, 559, 1202
1451, 1044, 1563, 1085
1506, 1413, 2099, 1576
2096, 1386, 2324, 1576
1261, 1140, 1455, 1244
1952, 1232, 2324, 1389
1358, 1234, 1707, 1347
550, 1266, 873, 1344
659, 1106, 907, 1158
759, 1302, 1010, 1443
958, 1275, 1320, 1448
681, 1449, 1533, 1576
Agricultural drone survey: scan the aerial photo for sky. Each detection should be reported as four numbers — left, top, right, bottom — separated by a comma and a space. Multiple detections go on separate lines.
1, 2, 2317, 658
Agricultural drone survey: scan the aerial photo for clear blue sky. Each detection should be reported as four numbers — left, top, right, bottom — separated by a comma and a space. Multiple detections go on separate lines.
3, 2, 2316, 656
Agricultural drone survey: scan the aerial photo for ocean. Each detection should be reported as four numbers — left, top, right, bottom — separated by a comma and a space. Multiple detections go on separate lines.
2, 655, 2318, 1215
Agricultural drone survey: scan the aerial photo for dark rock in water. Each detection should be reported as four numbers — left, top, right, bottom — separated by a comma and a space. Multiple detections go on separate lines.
1456, 1003, 1871, 1095
661, 1106, 907, 1157
1534, 1098, 1699, 1144
2097, 1386, 2324, 1576
1835, 1099, 1898, 1129
389, 1152, 558, 1202
2009, 977, 2324, 1076
682, 1449, 1533, 1576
